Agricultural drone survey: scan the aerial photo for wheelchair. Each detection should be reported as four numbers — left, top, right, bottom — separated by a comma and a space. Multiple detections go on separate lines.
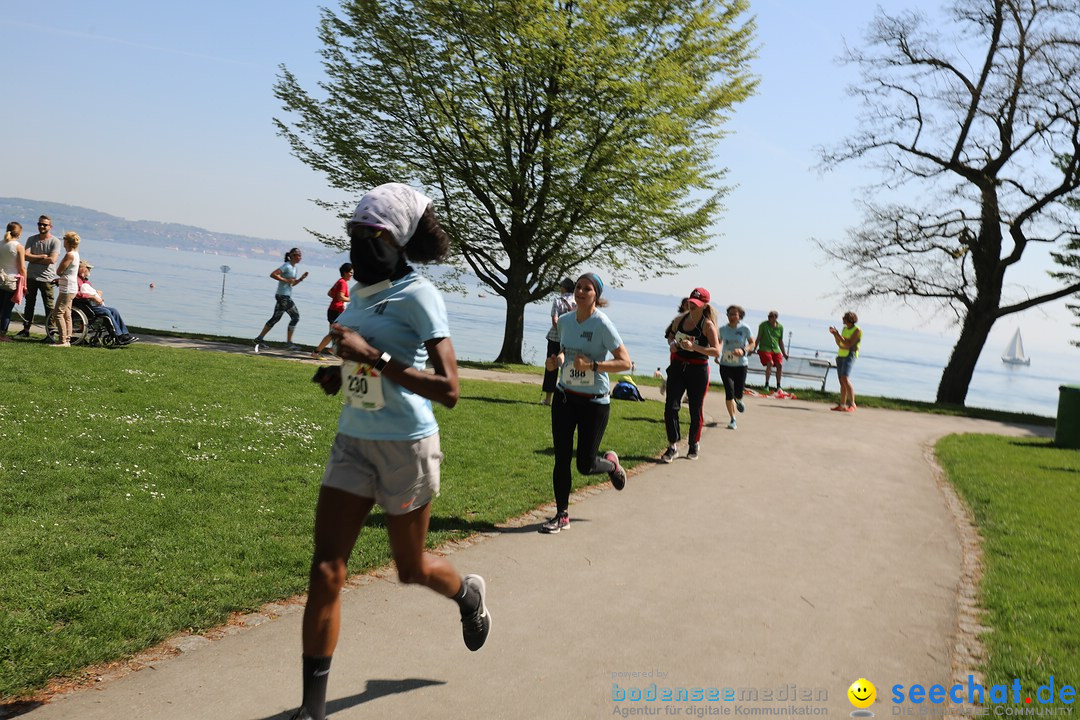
46, 299, 125, 348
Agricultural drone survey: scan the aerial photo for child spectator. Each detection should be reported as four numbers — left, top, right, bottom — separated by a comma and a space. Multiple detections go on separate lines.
311, 263, 353, 358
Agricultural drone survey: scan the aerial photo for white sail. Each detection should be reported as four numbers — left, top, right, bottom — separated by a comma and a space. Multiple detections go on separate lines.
1001, 328, 1031, 366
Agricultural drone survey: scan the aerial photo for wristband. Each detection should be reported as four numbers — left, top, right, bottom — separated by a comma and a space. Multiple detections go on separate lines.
592, 360, 598, 372
373, 351, 392, 372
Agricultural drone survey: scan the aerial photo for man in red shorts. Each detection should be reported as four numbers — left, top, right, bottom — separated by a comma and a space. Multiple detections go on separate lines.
755, 311, 789, 395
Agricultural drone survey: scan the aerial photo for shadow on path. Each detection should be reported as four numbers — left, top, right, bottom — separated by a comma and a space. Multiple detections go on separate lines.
252, 678, 446, 720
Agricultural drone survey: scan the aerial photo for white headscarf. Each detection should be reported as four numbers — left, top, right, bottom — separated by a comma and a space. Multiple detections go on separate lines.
348, 183, 433, 248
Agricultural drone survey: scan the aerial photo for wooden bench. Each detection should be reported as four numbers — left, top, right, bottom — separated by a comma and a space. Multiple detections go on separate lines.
743, 354, 834, 391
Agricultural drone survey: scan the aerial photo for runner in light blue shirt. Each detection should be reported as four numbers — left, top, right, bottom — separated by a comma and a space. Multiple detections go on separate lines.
296, 183, 490, 720
554, 307, 623, 402
334, 271, 448, 440
715, 304, 755, 430
540, 272, 633, 534
275, 260, 299, 296
254, 248, 309, 351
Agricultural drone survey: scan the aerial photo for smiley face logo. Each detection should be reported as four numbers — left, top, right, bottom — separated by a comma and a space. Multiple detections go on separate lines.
848, 678, 876, 709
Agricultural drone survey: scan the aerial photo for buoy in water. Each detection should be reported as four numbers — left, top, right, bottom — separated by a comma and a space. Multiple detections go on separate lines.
149, 282, 155, 289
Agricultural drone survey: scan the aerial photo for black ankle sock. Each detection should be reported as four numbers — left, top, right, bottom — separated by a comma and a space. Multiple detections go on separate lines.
454, 578, 479, 616
301, 655, 332, 720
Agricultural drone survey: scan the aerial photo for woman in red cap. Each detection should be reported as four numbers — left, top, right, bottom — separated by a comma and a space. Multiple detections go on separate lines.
661, 287, 720, 461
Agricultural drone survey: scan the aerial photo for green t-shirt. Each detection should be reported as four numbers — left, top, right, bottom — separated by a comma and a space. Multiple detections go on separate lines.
756, 321, 784, 353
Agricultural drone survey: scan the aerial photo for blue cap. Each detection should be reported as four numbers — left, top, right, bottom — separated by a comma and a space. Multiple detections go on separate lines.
582, 272, 604, 296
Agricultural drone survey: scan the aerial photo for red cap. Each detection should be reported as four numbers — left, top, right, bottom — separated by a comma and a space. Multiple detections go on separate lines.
687, 287, 710, 307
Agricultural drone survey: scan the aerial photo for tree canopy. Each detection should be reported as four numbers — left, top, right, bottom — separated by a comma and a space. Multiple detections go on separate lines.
274, 0, 756, 361
818, 0, 1080, 405
1051, 193, 1080, 348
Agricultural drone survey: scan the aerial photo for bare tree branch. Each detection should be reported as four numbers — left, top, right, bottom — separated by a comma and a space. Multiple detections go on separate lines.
818, 0, 1080, 404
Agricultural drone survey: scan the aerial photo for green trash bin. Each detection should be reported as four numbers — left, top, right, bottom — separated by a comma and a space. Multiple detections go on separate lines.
1055, 385, 1080, 449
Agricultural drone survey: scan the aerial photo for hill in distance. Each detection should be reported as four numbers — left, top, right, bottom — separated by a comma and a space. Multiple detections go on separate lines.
1, 197, 687, 306
0, 197, 345, 266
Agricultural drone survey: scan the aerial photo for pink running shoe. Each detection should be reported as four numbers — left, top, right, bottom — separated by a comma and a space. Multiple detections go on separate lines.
605, 451, 626, 490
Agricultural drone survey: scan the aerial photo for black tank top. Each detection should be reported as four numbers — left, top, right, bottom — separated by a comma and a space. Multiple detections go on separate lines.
672, 313, 708, 361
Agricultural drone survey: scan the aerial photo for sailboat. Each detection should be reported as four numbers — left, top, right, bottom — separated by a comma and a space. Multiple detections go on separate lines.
1001, 328, 1031, 366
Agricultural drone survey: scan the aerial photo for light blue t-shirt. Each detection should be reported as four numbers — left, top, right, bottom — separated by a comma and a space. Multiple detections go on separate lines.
276, 262, 298, 296
718, 323, 754, 366
335, 272, 450, 441
556, 310, 623, 404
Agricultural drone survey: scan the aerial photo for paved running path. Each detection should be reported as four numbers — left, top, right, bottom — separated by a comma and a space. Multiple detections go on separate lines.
17, 339, 1050, 719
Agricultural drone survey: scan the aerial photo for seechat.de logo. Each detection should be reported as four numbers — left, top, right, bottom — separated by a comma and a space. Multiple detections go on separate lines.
891, 676, 1076, 707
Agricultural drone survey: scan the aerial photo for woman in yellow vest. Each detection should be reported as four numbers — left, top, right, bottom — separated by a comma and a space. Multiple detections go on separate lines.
829, 311, 861, 412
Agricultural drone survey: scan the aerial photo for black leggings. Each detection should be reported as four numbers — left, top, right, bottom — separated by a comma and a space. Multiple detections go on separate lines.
718, 364, 748, 401
665, 361, 709, 445
550, 389, 615, 513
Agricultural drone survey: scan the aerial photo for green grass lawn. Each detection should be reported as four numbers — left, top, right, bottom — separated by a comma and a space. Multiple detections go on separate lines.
0, 338, 1067, 701
0, 342, 663, 699
937, 434, 1080, 703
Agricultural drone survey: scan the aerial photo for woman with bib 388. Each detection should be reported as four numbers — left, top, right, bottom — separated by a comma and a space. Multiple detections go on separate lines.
295, 184, 490, 720
541, 273, 632, 534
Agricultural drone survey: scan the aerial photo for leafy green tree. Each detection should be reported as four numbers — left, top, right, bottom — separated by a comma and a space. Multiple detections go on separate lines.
818, 0, 1080, 405
274, 0, 756, 362
1051, 193, 1080, 349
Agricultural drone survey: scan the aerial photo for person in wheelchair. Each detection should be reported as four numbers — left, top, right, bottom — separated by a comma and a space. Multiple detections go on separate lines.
76, 261, 138, 345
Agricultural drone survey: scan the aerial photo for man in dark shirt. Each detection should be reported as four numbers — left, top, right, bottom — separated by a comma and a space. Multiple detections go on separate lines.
17, 214, 60, 338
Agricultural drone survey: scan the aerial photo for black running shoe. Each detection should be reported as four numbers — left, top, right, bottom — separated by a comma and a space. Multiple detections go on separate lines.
605, 451, 626, 490
460, 574, 490, 651
687, 443, 700, 460
661, 446, 678, 463
15, 328, 30, 338
288, 708, 314, 720
539, 512, 569, 534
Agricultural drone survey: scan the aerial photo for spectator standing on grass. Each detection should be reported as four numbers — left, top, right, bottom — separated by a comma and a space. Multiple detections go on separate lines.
0, 221, 26, 341
76, 261, 138, 345
755, 311, 789, 395
254, 248, 309, 351
716, 304, 754, 430
312, 262, 353, 358
17, 214, 60, 339
541, 277, 576, 406
296, 184, 489, 720
661, 287, 720, 463
46, 232, 80, 348
541, 272, 632, 534
829, 311, 862, 412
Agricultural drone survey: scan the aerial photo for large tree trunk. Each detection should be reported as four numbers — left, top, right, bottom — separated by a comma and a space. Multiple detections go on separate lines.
495, 291, 528, 363
935, 305, 997, 405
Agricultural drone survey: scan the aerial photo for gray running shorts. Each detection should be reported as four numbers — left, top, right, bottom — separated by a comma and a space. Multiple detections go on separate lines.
321, 432, 442, 515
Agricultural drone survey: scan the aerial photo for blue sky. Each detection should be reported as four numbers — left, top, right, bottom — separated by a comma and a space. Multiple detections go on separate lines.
3, 0, 1077, 357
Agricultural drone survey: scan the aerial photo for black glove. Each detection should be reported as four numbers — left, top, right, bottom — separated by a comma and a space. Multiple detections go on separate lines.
312, 365, 342, 395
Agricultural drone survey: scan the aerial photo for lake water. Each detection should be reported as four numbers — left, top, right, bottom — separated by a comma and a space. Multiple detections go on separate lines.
74, 240, 1076, 418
